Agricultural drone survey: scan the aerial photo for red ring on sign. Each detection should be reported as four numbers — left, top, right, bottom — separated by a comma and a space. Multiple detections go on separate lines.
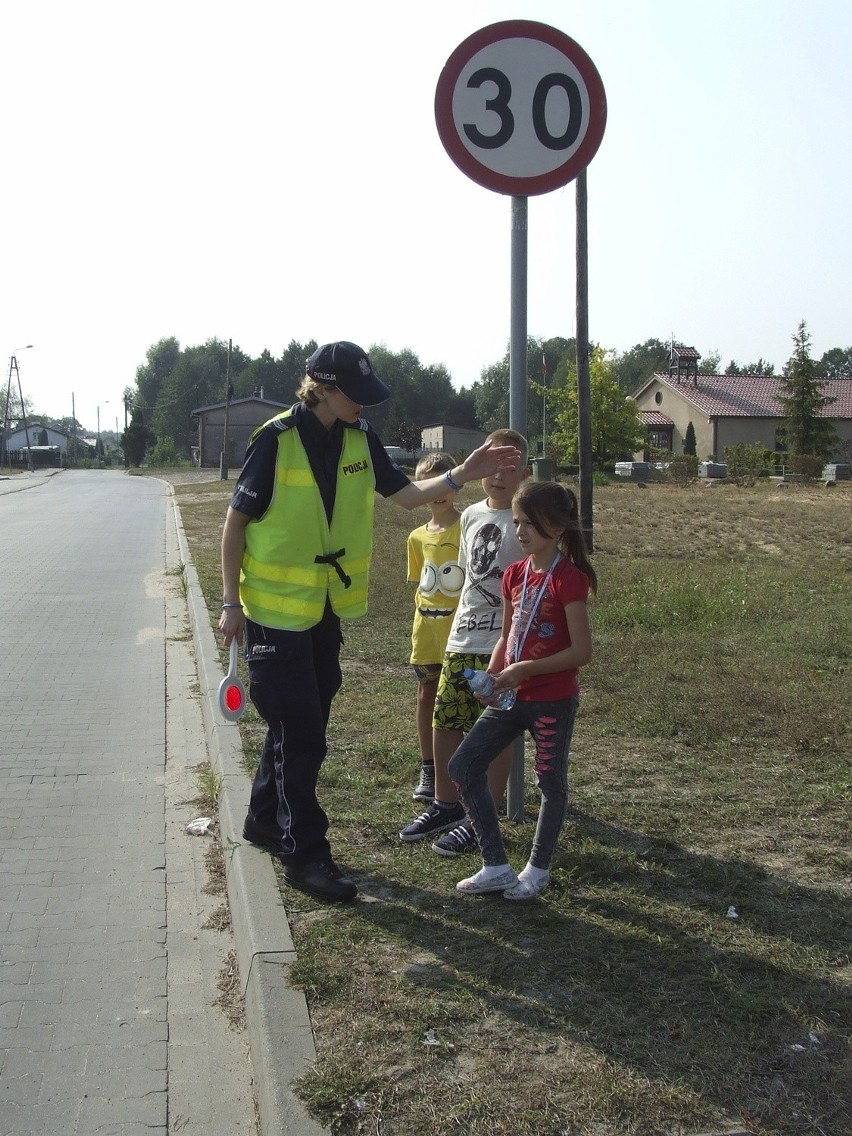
435, 20, 607, 196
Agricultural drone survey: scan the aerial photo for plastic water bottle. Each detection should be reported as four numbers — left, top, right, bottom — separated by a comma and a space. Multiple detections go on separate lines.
463, 667, 516, 710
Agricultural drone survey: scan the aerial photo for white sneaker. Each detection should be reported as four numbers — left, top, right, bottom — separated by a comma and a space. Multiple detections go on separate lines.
456, 866, 518, 894
503, 869, 550, 901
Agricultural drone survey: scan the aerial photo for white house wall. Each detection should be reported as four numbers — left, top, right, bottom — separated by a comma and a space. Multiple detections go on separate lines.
3, 427, 71, 453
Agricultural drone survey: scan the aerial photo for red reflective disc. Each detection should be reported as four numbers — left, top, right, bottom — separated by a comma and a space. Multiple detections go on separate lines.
225, 685, 243, 712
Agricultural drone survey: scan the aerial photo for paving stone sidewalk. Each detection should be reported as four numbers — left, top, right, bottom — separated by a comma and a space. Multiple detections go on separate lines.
0, 470, 257, 1135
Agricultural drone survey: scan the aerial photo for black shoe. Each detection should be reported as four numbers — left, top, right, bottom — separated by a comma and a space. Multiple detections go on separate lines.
432, 821, 478, 857
282, 859, 358, 903
412, 763, 436, 802
242, 813, 285, 853
399, 801, 465, 842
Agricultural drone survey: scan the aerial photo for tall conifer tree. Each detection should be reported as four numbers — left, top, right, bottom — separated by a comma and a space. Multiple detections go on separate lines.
778, 321, 836, 460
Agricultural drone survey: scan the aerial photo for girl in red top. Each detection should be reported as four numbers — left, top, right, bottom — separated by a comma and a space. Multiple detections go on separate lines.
448, 481, 597, 900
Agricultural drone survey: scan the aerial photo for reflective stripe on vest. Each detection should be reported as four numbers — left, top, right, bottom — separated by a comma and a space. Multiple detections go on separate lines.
240, 414, 375, 630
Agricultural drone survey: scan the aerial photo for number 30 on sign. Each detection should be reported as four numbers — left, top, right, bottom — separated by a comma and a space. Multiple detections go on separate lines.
435, 20, 607, 197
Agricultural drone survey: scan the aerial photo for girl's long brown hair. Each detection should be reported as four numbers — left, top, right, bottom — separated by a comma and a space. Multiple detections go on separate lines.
513, 481, 597, 593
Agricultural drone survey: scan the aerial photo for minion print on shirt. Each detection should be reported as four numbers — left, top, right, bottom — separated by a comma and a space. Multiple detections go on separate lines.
407, 518, 463, 666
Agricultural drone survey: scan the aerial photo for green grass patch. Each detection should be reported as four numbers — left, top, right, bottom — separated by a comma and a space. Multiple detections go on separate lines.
174, 474, 852, 1136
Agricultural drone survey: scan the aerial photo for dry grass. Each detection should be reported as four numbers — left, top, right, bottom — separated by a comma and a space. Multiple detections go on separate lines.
215, 947, 247, 1030
174, 473, 852, 1136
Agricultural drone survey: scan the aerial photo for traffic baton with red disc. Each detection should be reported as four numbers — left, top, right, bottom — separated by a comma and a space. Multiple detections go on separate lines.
217, 637, 247, 722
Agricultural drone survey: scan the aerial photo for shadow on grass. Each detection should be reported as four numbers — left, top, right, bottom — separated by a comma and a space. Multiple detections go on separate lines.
328, 811, 851, 1135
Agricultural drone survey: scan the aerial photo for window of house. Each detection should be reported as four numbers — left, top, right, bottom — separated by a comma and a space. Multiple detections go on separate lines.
654, 392, 663, 404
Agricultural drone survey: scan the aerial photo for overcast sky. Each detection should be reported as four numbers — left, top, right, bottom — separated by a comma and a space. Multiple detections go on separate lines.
2, 0, 850, 433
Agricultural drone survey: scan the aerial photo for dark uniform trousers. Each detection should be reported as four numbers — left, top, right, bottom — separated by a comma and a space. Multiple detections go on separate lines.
245, 601, 343, 864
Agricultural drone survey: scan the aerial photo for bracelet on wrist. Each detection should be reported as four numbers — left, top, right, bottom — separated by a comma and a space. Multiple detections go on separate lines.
221, 602, 242, 610
445, 469, 464, 492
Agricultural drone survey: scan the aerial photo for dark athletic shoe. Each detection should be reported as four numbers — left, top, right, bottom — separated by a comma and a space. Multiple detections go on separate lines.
281, 860, 358, 903
412, 764, 436, 802
242, 813, 285, 853
399, 801, 465, 842
432, 822, 478, 857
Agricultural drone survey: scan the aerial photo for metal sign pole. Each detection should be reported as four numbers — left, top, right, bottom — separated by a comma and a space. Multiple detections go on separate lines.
509, 196, 528, 435
507, 195, 528, 822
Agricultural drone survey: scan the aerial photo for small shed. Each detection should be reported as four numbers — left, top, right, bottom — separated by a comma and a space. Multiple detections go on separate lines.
420, 424, 488, 459
191, 397, 289, 468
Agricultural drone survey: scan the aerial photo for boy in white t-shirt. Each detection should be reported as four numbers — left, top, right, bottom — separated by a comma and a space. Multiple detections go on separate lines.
399, 429, 530, 854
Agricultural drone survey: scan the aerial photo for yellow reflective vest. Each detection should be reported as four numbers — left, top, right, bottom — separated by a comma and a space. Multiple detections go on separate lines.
240, 412, 375, 630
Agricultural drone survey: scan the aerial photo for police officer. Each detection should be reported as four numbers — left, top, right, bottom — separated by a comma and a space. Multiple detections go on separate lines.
219, 341, 521, 903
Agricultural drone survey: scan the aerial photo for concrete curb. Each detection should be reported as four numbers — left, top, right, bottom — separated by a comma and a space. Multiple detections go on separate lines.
171, 496, 328, 1136
0, 467, 63, 494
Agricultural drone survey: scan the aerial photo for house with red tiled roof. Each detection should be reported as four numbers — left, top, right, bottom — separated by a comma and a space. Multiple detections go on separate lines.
630, 350, 852, 461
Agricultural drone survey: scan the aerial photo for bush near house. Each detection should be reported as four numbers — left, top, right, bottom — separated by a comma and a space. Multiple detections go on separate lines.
666, 453, 699, 487
148, 436, 186, 467
725, 441, 773, 487
786, 453, 824, 480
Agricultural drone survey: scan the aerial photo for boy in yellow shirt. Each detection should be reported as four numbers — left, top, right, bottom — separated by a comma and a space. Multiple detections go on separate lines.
406, 453, 463, 803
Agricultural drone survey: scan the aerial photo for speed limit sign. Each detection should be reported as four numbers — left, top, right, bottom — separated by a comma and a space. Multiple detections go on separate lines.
435, 20, 607, 196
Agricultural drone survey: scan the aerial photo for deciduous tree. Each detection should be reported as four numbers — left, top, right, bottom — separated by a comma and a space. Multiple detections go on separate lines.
612, 338, 670, 392
726, 358, 776, 376
153, 338, 238, 458
541, 346, 645, 468
135, 337, 181, 418
818, 346, 852, 378
699, 350, 721, 375
473, 336, 575, 445
389, 421, 423, 453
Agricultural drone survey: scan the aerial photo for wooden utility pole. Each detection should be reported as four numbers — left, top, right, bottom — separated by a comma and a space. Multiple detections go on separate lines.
12, 356, 34, 472
220, 338, 232, 480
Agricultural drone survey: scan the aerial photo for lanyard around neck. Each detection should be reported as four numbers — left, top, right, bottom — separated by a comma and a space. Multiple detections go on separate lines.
512, 552, 561, 663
